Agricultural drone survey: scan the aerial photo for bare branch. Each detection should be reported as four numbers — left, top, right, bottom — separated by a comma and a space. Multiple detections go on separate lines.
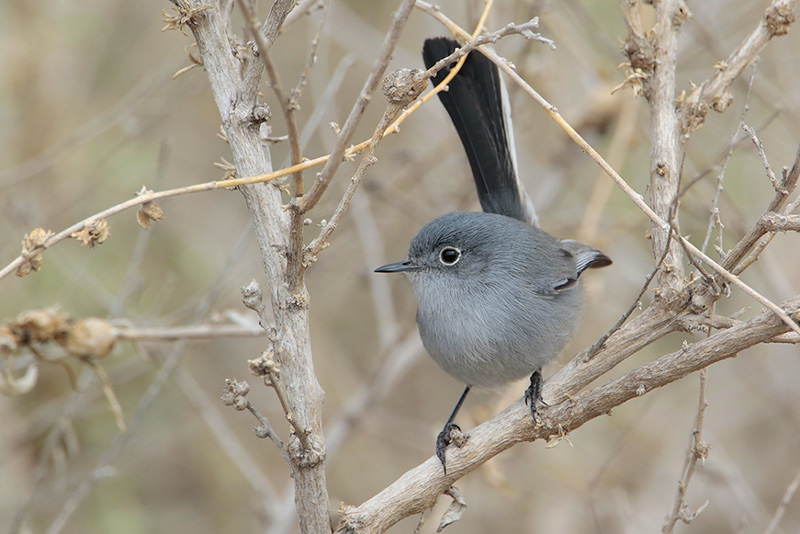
743, 124, 784, 193
115, 322, 266, 340
298, 0, 417, 213
337, 297, 800, 533
679, 0, 798, 134
304, 69, 425, 261
701, 60, 759, 256
763, 465, 800, 534
722, 144, 800, 273
662, 370, 710, 532
237, 0, 304, 196
263, 0, 298, 47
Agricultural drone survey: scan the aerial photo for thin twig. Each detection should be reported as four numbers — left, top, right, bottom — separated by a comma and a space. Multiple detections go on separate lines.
290, 0, 330, 109
762, 465, 800, 534
221, 377, 290, 465
115, 322, 266, 340
723, 144, 800, 274
679, 0, 799, 134
304, 100, 407, 260
298, 0, 417, 213
282, 0, 321, 31
586, 228, 674, 359
678, 109, 781, 199
246, 399, 290, 463
262, 0, 298, 47
701, 60, 759, 255
249, 351, 313, 453
237, 0, 304, 196
743, 124, 784, 194
662, 369, 710, 532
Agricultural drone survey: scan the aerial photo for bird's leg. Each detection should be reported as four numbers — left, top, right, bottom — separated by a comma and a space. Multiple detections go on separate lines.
524, 369, 547, 421
436, 385, 471, 475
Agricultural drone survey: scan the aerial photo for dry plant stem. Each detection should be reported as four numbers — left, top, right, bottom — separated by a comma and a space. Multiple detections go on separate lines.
338, 298, 800, 533
261, 356, 313, 452
245, 398, 290, 464
263, 0, 298, 47
237, 0, 304, 196
723, 145, 800, 274
743, 124, 783, 193
662, 369, 709, 533
290, 0, 330, 108
579, 96, 639, 242
115, 322, 266, 340
763, 465, 800, 534
175, 370, 283, 519
43, 205, 254, 534
679, 0, 799, 133
586, 229, 674, 359
305, 102, 405, 259
283, 0, 319, 30
701, 62, 759, 255
420, 18, 553, 81
86, 360, 128, 433
298, 0, 417, 214
179, 2, 329, 532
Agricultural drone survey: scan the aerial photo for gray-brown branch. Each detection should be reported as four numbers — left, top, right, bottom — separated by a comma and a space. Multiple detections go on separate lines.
337, 297, 800, 533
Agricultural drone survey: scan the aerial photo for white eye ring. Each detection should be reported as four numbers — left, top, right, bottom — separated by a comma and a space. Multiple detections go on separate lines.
439, 246, 461, 266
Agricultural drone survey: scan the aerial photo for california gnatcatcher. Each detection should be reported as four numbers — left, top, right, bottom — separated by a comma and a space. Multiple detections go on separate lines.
375, 38, 611, 474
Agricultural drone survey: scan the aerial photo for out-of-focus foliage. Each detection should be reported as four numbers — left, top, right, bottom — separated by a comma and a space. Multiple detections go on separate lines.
1, 1, 799, 533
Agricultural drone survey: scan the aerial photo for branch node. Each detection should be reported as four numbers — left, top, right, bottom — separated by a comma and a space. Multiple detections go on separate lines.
765, 2, 797, 36
381, 68, 427, 106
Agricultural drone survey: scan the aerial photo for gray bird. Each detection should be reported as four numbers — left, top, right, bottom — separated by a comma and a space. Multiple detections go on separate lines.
375, 38, 611, 473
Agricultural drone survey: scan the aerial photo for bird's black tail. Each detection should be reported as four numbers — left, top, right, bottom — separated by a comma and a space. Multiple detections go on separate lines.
422, 37, 537, 226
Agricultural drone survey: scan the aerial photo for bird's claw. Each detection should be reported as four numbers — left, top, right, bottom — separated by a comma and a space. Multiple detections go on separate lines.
436, 422, 463, 475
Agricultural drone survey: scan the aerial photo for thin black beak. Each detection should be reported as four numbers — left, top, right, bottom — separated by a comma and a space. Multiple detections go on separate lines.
374, 259, 422, 273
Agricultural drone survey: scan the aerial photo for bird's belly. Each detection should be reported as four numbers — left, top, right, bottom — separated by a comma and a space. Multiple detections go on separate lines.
416, 292, 579, 388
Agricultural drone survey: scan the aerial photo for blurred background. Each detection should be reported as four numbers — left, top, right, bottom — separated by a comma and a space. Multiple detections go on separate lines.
1, 0, 799, 532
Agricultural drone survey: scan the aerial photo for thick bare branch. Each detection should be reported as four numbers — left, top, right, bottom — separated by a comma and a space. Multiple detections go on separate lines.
180, 2, 329, 532
337, 297, 800, 533
623, 0, 688, 296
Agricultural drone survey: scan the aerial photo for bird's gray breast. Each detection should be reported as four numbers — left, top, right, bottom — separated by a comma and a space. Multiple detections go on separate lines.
412, 267, 582, 388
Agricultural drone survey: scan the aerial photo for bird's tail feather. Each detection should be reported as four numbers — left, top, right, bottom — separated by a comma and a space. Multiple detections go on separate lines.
422, 37, 537, 226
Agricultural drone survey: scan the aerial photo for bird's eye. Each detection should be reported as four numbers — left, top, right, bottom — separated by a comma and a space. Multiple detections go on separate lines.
439, 246, 461, 266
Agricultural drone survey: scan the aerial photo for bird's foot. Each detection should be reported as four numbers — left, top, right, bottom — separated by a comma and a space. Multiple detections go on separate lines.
524, 370, 548, 422
436, 422, 464, 475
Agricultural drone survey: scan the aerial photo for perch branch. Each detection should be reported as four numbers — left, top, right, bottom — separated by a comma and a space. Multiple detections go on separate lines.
337, 297, 800, 533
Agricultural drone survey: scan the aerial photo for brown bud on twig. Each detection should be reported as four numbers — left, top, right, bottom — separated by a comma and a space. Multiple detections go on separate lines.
135, 187, 166, 229
71, 219, 111, 248
59, 317, 117, 360
17, 228, 53, 277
